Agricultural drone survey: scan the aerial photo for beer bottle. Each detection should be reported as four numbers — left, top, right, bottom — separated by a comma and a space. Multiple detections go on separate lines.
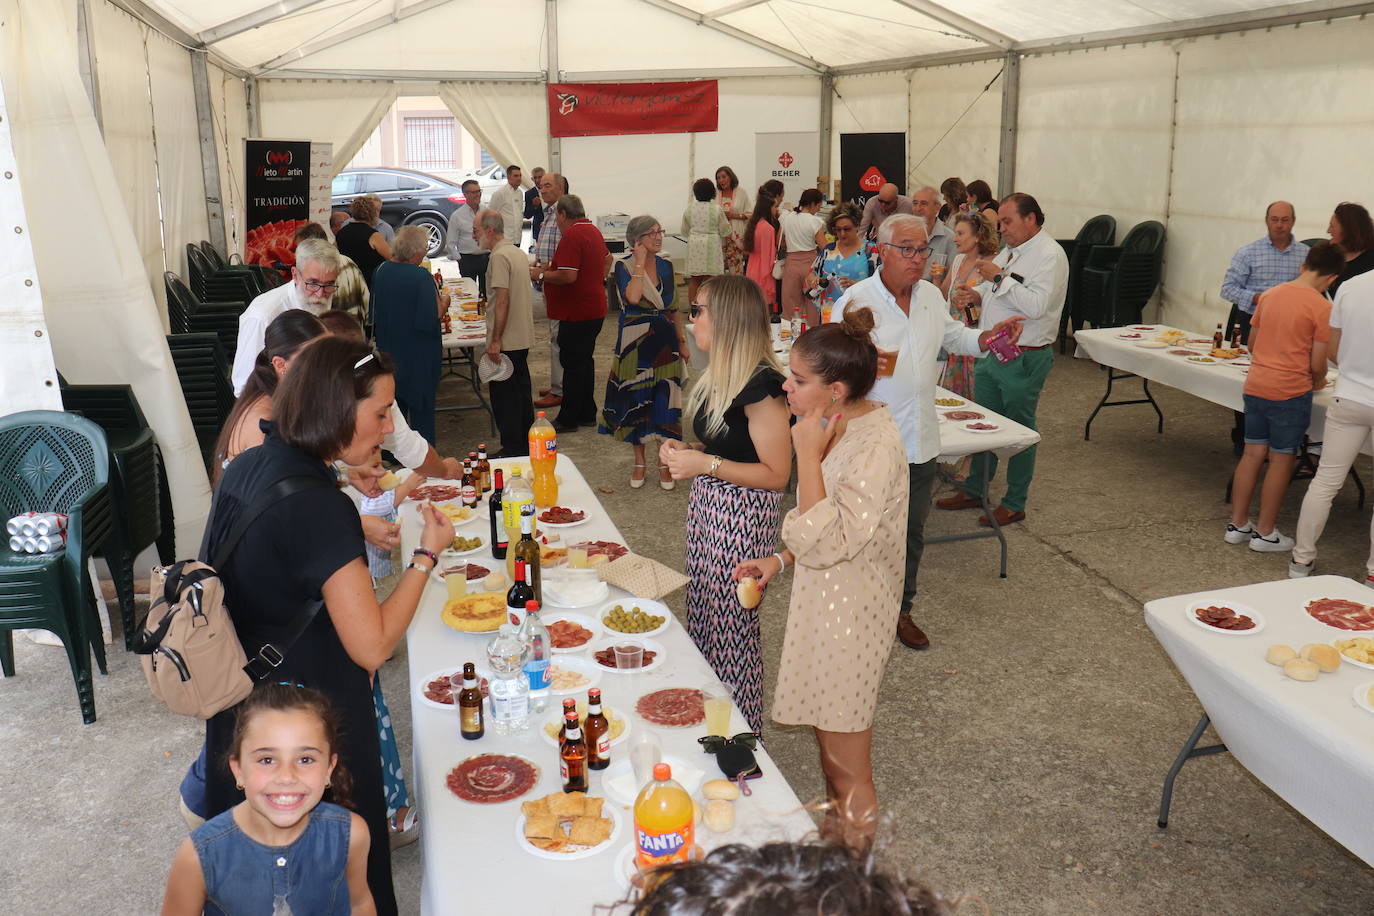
458, 662, 484, 740
461, 460, 478, 509
1213, 323, 1224, 349
557, 697, 577, 742
560, 711, 589, 792
585, 687, 611, 770
467, 451, 481, 491
476, 445, 492, 494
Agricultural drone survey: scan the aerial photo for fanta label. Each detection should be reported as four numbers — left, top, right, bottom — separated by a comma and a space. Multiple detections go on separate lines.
635, 822, 694, 866
530, 436, 557, 461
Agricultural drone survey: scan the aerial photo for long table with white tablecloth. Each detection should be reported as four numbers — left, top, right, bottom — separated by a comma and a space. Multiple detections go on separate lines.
1144, 575, 1374, 865
400, 454, 814, 915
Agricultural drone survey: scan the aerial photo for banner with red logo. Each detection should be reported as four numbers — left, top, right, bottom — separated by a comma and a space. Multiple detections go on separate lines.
754, 131, 818, 207
244, 139, 313, 268
548, 81, 718, 138
839, 132, 906, 207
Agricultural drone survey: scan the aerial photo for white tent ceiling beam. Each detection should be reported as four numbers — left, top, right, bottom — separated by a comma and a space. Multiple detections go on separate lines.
702, 0, 767, 19
888, 0, 1012, 50
254, 0, 463, 74
197, 0, 332, 45
638, 0, 826, 73
561, 66, 808, 80
102, 0, 250, 78
832, 46, 1004, 76
260, 69, 545, 81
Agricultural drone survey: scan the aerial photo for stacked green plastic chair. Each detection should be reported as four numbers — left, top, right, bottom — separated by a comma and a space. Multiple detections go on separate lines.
165, 332, 236, 469
0, 411, 113, 723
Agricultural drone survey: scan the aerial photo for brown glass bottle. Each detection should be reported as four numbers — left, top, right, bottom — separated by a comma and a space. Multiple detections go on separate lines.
584, 687, 611, 770
476, 446, 492, 494
557, 697, 577, 742
458, 662, 484, 740
560, 712, 589, 792
461, 460, 478, 508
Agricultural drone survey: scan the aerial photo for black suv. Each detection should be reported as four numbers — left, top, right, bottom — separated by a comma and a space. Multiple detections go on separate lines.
331, 167, 471, 258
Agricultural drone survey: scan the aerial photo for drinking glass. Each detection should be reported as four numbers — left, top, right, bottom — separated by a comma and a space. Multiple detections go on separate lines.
703, 683, 734, 737
613, 641, 645, 670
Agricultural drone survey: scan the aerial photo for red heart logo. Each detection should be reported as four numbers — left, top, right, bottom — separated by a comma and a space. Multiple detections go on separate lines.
860, 166, 885, 191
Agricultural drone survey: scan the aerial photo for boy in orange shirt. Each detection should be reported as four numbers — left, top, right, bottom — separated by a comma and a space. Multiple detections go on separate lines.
1226, 242, 1341, 551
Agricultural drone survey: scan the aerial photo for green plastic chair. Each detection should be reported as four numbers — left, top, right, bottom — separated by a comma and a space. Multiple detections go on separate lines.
61, 383, 175, 648
1079, 220, 1167, 327
164, 271, 244, 359
166, 332, 236, 470
0, 410, 113, 723
1057, 214, 1117, 351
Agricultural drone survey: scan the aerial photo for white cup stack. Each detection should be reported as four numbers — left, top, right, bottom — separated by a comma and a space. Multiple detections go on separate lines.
6, 513, 68, 553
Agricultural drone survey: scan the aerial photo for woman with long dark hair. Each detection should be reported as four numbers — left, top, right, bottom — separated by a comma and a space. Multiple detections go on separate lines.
1326, 201, 1374, 298
742, 190, 780, 313
779, 188, 827, 326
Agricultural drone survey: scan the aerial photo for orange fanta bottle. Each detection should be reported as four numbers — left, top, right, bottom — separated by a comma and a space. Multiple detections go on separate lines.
529, 411, 559, 507
634, 762, 695, 869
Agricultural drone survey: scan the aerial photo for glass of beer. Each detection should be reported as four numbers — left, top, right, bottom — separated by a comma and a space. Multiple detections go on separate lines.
703, 683, 734, 737
929, 254, 948, 282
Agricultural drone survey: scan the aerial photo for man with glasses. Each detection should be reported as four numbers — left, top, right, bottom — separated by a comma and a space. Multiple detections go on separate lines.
857, 183, 913, 242
935, 192, 1069, 527
832, 215, 1024, 651
231, 238, 342, 393
446, 179, 489, 298
911, 185, 956, 280
531, 172, 571, 408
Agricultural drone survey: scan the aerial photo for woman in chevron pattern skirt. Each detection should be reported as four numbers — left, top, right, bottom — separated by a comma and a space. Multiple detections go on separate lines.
662, 275, 793, 731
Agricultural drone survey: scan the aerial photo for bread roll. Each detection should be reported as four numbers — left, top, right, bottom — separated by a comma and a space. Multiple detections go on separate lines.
703, 778, 741, 801
1265, 645, 1297, 666
704, 799, 735, 833
737, 577, 762, 610
1282, 657, 1320, 682
378, 471, 400, 490
1305, 644, 1341, 673
482, 571, 507, 591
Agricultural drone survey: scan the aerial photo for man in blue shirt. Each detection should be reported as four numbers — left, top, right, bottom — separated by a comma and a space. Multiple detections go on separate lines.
1221, 201, 1307, 452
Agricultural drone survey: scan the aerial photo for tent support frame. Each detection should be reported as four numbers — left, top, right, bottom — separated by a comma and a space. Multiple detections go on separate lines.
819, 73, 833, 187
198, 0, 332, 45
996, 52, 1019, 196
546, 0, 561, 172
190, 50, 228, 258
76, 0, 103, 134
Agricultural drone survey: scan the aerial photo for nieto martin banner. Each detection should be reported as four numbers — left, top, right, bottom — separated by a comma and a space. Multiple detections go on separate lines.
548, 81, 718, 138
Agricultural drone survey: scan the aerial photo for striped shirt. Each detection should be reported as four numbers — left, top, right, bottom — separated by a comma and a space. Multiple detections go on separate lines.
1221, 235, 1308, 315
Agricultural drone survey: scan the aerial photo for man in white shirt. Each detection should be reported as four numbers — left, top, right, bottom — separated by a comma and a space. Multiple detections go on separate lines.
445, 179, 488, 297
936, 192, 1069, 527
833, 214, 1023, 650
488, 165, 526, 247
911, 185, 955, 280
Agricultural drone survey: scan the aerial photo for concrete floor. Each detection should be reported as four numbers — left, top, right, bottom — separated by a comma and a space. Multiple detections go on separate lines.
4, 307, 1374, 914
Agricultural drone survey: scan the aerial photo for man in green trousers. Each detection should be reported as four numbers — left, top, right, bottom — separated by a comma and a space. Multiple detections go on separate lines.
936, 192, 1069, 526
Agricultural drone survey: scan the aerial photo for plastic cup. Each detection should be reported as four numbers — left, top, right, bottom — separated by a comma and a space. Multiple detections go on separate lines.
613, 641, 645, 670
703, 684, 733, 737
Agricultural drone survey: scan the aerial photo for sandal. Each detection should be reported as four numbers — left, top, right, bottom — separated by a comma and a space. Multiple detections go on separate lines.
389, 806, 420, 850
630, 464, 647, 490
658, 466, 675, 491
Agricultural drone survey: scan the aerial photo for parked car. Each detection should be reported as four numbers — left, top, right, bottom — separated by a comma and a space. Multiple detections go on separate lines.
331, 167, 474, 258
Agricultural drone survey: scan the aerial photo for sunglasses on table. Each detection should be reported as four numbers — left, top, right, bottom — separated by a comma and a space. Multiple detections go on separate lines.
698, 732, 760, 753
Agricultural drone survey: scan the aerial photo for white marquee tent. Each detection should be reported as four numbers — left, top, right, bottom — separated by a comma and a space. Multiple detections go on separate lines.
3, 0, 1373, 550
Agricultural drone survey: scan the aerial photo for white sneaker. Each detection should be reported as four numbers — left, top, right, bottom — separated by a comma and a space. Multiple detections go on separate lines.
1250, 529, 1295, 552
1288, 558, 1313, 578
1224, 521, 1255, 545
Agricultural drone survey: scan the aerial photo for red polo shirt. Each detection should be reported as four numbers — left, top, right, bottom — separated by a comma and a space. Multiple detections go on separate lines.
545, 219, 609, 321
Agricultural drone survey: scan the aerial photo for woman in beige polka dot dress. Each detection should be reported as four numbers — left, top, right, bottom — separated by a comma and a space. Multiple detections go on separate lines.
735, 306, 908, 849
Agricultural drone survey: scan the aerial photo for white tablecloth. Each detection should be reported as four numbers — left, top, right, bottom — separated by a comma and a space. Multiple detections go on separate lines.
1073, 326, 1370, 454
932, 386, 1041, 462
400, 455, 814, 915
1144, 575, 1374, 865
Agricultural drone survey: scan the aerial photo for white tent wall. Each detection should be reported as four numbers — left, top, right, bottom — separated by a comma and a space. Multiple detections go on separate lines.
906, 60, 1002, 195
258, 80, 400, 176
437, 82, 550, 186
2, 0, 211, 553
830, 70, 909, 180
147, 30, 210, 281
207, 64, 249, 257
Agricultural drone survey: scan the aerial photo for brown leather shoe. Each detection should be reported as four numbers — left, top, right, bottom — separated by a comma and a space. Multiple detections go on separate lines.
534, 394, 563, 408
896, 613, 930, 650
978, 506, 1026, 527
935, 492, 982, 511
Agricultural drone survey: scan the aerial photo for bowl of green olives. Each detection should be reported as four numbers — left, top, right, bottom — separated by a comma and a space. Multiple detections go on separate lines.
599, 598, 671, 637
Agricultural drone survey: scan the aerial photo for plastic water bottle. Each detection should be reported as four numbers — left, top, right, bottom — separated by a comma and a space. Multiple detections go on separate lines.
486, 624, 530, 735
519, 599, 551, 713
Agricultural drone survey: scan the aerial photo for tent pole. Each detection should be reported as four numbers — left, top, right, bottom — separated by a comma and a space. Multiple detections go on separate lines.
190, 50, 228, 258
819, 72, 833, 192
246, 76, 262, 137
76, 0, 103, 134
996, 52, 1019, 197
546, 0, 560, 172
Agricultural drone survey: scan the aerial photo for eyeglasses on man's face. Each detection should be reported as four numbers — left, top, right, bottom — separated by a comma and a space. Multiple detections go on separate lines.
880, 242, 931, 261
302, 278, 339, 294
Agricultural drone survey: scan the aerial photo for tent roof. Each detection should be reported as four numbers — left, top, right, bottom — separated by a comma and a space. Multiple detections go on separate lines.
125, 0, 1371, 78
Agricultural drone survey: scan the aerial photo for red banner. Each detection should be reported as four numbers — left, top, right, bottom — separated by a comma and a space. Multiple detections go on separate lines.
548, 81, 718, 138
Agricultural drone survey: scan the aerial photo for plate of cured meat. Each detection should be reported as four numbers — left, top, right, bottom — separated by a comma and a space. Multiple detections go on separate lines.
543, 612, 601, 653
942, 410, 984, 422
416, 666, 491, 711
962, 421, 1001, 433
1186, 601, 1264, 635
590, 637, 666, 674
446, 754, 539, 804
409, 484, 462, 503
1305, 597, 1374, 631
538, 505, 591, 528
635, 687, 705, 728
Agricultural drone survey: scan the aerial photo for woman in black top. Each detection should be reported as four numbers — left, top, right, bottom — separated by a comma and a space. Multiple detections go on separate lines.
335, 196, 392, 287
966, 178, 998, 216
1327, 201, 1374, 298
199, 336, 453, 916
662, 275, 792, 731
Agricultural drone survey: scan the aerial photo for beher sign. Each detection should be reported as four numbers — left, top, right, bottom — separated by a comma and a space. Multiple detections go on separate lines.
244, 139, 313, 268
548, 81, 718, 138
754, 131, 818, 206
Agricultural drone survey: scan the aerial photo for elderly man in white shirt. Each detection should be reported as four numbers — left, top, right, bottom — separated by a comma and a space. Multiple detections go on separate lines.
488, 165, 526, 246
833, 213, 1024, 651
936, 192, 1069, 527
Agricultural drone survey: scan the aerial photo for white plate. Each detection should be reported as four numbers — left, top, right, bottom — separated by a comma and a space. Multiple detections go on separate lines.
1136, 341, 1170, 349
589, 636, 667, 674
1130, 325, 1156, 331
933, 398, 967, 408
941, 410, 986, 422
542, 576, 611, 609
1185, 357, 1221, 366
547, 655, 604, 696
1353, 682, 1374, 715
1185, 600, 1265, 636
516, 802, 622, 861
961, 423, 1001, 434
542, 611, 602, 653
596, 598, 673, 639
614, 845, 639, 892
1336, 641, 1374, 670
1115, 332, 1146, 339
537, 505, 592, 529
538, 704, 633, 749
437, 504, 488, 526
415, 665, 490, 712
600, 753, 706, 807
442, 539, 487, 558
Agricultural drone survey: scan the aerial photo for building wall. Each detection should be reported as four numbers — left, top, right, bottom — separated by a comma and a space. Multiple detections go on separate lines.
346, 95, 490, 183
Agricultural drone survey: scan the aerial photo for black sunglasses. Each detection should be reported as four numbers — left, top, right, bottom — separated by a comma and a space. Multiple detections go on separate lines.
698, 732, 760, 753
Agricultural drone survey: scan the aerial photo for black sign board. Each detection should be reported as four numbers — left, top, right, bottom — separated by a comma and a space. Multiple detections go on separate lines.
839, 132, 906, 207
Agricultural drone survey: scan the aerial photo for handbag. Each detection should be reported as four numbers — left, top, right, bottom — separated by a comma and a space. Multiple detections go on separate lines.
772, 230, 787, 280
133, 476, 330, 719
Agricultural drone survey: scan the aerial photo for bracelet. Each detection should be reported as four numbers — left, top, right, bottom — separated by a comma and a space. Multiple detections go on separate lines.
773, 552, 787, 572
707, 455, 724, 477
405, 561, 430, 574
412, 547, 438, 567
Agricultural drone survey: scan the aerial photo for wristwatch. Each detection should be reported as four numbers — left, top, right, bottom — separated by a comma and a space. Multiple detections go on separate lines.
992, 272, 1004, 286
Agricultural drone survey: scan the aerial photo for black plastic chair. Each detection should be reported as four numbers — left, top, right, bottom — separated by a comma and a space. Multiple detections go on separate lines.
1078, 221, 1167, 328
166, 332, 237, 470
186, 243, 261, 303
164, 271, 244, 359
1300, 237, 1328, 248
60, 383, 175, 648
1057, 214, 1117, 351
0, 411, 113, 723
204, 241, 283, 291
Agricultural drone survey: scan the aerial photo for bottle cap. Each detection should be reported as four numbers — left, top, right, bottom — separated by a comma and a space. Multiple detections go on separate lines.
537, 411, 546, 418
526, 600, 539, 612
653, 762, 671, 780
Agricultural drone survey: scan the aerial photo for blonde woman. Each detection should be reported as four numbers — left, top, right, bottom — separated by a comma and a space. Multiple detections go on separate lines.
937, 210, 1000, 398
661, 275, 792, 731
